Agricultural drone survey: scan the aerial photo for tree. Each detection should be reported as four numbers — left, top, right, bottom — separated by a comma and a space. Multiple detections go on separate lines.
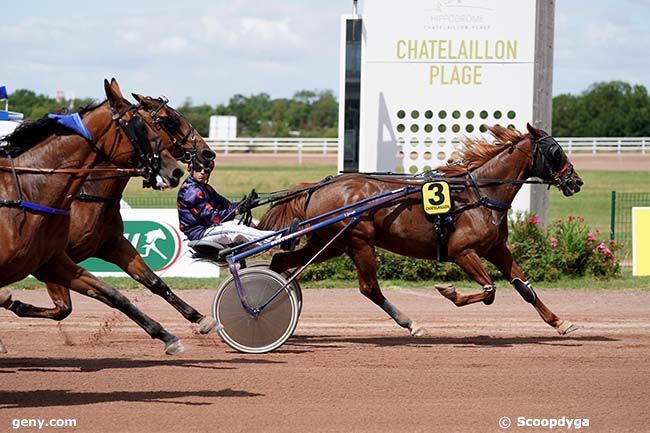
552, 81, 650, 136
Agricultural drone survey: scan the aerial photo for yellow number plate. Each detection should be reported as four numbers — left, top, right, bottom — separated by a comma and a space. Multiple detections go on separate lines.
422, 181, 451, 215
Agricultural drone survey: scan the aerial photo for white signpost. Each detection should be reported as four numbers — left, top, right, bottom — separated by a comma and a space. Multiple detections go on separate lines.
340, 0, 546, 213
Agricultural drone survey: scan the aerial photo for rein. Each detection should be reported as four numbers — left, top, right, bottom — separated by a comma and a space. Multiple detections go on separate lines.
0, 165, 142, 176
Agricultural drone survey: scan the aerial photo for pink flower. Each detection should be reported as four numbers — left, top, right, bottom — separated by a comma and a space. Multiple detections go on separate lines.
603, 248, 612, 258
587, 233, 596, 242
609, 239, 617, 247
549, 237, 558, 247
527, 216, 540, 225
596, 242, 605, 251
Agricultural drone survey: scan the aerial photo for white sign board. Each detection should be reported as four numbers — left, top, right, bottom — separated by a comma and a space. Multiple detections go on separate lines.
209, 115, 238, 140
80, 209, 219, 278
356, 0, 536, 211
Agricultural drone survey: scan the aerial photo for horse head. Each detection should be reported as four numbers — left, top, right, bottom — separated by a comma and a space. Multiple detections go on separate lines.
526, 123, 584, 197
103, 78, 183, 190
131, 93, 216, 167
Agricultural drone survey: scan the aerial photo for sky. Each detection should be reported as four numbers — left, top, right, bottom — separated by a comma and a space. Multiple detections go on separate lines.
3, 0, 650, 107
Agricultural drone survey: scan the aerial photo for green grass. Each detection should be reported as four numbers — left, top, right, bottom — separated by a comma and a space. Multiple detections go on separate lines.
124, 164, 338, 201
549, 170, 650, 233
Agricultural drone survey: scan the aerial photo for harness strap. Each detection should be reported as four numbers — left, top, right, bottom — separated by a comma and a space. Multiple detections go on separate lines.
76, 193, 121, 203
555, 162, 573, 178
7, 153, 23, 203
17, 201, 70, 215
465, 170, 511, 211
0, 199, 70, 215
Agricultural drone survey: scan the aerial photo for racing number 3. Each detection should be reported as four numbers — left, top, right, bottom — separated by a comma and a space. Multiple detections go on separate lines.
422, 181, 451, 215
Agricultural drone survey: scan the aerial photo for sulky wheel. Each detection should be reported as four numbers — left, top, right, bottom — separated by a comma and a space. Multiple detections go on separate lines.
212, 268, 299, 354
246, 261, 303, 317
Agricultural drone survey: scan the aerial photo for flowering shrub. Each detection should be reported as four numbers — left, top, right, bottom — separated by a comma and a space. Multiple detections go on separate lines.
511, 212, 621, 280
587, 239, 621, 278
508, 212, 560, 281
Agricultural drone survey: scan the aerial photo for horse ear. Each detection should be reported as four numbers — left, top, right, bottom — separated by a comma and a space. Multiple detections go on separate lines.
105, 78, 129, 111
526, 122, 543, 138
131, 93, 152, 108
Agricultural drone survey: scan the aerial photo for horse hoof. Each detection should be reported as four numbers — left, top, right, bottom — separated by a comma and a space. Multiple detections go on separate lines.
0, 340, 7, 354
557, 320, 578, 336
435, 283, 456, 299
0, 290, 12, 309
482, 291, 496, 305
410, 323, 427, 337
197, 316, 218, 334
165, 339, 185, 355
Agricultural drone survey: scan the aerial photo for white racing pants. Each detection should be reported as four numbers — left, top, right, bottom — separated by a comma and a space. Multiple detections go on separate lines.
200, 220, 277, 247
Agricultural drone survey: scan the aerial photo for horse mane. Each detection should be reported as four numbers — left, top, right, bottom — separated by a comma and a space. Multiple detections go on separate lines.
257, 182, 313, 231
436, 125, 526, 176
1, 100, 105, 158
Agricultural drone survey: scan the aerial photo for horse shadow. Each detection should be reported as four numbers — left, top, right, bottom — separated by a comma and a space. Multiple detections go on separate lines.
0, 388, 262, 409
0, 356, 284, 374
287, 334, 618, 349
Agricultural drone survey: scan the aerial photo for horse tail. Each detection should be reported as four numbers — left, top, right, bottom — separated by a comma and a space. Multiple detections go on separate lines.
257, 182, 313, 231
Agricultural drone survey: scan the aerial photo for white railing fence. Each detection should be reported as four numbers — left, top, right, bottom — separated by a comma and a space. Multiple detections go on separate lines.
556, 137, 647, 154
206, 137, 649, 158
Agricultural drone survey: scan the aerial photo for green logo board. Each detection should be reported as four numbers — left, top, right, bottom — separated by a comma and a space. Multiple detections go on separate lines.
81, 221, 181, 272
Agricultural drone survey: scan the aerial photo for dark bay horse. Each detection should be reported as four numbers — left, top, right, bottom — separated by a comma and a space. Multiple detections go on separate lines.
258, 123, 584, 337
0, 79, 186, 354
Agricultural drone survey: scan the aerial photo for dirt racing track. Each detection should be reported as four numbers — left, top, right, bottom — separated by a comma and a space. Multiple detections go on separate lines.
0, 288, 648, 433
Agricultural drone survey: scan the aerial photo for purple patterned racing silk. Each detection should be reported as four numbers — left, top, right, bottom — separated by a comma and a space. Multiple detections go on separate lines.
176, 176, 239, 240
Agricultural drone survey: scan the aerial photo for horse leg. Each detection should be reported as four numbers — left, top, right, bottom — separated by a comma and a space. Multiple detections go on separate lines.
269, 237, 343, 274
486, 245, 577, 335
33, 256, 184, 354
97, 237, 216, 334
0, 284, 72, 321
0, 292, 9, 353
348, 242, 425, 337
436, 251, 497, 306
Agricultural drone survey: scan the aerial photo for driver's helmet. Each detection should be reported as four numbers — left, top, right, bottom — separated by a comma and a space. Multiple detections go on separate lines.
188, 156, 215, 173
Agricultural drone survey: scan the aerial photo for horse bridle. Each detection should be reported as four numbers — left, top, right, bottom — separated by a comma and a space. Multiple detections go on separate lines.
142, 97, 200, 164
530, 134, 576, 190
110, 103, 165, 188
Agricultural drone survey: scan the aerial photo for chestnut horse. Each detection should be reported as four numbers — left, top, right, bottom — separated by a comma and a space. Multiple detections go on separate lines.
0, 79, 186, 354
1, 94, 219, 347
258, 124, 584, 337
